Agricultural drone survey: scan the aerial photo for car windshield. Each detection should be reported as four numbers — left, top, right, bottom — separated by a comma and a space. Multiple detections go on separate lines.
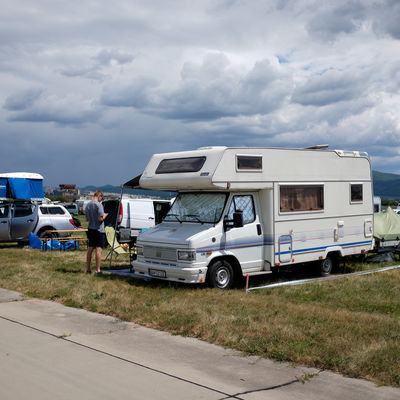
164, 193, 227, 223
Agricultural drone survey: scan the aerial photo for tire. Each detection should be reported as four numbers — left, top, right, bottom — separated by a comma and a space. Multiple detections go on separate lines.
319, 256, 333, 277
208, 260, 234, 289
38, 229, 56, 239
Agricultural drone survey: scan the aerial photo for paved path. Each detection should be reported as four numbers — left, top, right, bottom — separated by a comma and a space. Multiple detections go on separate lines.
0, 288, 398, 400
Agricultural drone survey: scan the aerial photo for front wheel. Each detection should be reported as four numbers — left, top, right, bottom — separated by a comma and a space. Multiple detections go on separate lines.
208, 260, 234, 289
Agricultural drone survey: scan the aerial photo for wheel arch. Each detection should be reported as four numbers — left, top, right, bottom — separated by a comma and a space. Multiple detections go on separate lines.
36, 226, 56, 237
324, 246, 344, 259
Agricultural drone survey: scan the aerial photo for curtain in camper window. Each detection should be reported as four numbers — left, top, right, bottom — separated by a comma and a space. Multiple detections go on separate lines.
280, 185, 324, 212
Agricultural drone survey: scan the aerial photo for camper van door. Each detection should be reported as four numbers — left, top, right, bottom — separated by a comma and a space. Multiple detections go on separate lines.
223, 193, 265, 271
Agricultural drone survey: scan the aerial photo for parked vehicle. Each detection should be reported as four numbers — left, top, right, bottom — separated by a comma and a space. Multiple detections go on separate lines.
0, 173, 78, 244
35, 204, 77, 238
0, 202, 76, 244
374, 196, 382, 213
76, 199, 91, 215
61, 202, 79, 215
102, 197, 171, 244
132, 146, 374, 288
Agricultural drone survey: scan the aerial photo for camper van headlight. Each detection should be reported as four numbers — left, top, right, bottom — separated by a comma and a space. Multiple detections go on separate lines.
178, 250, 196, 261
136, 245, 143, 257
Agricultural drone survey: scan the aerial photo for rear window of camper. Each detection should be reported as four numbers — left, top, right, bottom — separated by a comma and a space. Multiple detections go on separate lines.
236, 155, 262, 170
280, 185, 324, 212
350, 184, 363, 202
156, 157, 206, 174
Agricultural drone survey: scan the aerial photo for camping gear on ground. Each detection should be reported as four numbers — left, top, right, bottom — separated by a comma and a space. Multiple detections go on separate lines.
29, 232, 79, 250
105, 226, 129, 260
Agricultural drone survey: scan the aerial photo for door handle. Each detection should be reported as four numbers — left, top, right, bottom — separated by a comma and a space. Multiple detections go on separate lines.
27, 219, 34, 223
148, 217, 154, 220
1, 221, 7, 224
256, 224, 262, 235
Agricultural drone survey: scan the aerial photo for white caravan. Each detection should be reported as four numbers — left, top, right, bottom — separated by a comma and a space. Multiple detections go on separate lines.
132, 147, 374, 288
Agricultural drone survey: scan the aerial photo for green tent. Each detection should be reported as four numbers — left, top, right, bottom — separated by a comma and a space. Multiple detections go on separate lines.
374, 207, 400, 240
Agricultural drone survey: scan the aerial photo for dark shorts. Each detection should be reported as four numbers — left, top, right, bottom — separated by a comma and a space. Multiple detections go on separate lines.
87, 229, 106, 248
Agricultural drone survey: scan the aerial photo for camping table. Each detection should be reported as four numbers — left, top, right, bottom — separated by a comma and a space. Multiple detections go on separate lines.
41, 229, 88, 251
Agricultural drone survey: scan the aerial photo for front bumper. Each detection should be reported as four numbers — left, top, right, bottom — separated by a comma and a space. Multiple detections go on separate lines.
132, 259, 207, 284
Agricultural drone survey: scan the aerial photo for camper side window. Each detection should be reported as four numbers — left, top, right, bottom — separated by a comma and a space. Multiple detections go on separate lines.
280, 185, 324, 212
236, 155, 262, 171
350, 184, 363, 203
227, 195, 255, 224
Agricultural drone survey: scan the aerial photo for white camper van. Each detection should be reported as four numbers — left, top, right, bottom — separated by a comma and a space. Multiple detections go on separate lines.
132, 147, 374, 288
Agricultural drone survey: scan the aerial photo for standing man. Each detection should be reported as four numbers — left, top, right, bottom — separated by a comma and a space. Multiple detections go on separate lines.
85, 190, 108, 274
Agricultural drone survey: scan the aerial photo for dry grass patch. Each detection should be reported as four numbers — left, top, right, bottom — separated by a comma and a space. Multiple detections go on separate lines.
0, 245, 399, 387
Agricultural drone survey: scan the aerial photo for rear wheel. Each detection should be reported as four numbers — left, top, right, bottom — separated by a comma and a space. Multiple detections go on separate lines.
319, 256, 333, 277
38, 228, 57, 239
208, 260, 234, 289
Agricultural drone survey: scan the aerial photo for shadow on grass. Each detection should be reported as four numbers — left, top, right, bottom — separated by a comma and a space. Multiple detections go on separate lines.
55, 267, 84, 274
99, 269, 202, 291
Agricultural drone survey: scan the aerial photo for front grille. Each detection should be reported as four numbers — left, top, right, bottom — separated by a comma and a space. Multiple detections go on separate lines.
143, 246, 177, 261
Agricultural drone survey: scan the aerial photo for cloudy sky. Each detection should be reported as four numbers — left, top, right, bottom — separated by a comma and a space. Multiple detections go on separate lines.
1, 0, 400, 187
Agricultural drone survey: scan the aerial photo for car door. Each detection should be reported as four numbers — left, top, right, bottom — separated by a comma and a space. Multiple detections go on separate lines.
10, 203, 38, 240
0, 204, 11, 240
223, 194, 264, 272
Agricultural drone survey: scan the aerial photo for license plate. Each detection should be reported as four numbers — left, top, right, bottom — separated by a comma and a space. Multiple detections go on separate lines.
149, 268, 166, 278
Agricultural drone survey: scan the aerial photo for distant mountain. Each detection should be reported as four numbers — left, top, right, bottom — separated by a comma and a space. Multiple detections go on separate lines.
372, 171, 400, 199
80, 170, 400, 200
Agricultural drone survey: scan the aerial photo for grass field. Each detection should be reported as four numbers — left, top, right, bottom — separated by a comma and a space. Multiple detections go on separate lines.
0, 235, 399, 387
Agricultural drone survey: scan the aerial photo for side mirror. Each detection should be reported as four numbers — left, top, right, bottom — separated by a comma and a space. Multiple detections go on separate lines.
233, 211, 244, 228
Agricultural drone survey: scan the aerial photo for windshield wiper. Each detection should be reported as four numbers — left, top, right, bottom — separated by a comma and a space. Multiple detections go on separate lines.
166, 213, 182, 223
184, 214, 205, 224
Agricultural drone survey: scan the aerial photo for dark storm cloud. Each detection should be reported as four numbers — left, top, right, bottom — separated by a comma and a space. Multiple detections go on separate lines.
306, 1, 365, 41
291, 70, 366, 107
371, 0, 400, 39
4, 91, 102, 126
4, 89, 43, 111
59, 49, 135, 80
101, 54, 292, 121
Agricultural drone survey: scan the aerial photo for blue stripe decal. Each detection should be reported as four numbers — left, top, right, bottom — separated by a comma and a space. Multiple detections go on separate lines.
276, 241, 373, 256
196, 238, 372, 255
197, 236, 274, 253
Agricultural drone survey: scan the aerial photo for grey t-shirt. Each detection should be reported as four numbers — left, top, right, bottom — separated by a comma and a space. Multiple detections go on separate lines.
85, 200, 105, 232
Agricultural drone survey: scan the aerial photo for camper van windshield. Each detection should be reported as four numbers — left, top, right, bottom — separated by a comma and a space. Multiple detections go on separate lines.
164, 192, 227, 223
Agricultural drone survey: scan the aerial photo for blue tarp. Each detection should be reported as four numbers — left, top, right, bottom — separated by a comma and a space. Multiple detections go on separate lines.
1, 177, 44, 201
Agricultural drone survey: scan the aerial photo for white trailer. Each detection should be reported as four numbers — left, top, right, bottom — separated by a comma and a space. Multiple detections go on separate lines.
132, 146, 374, 288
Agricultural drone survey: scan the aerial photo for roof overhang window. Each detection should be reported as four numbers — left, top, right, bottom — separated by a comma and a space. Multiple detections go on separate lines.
156, 157, 206, 174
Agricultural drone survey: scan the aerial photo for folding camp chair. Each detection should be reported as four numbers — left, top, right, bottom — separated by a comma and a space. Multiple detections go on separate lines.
105, 226, 129, 260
